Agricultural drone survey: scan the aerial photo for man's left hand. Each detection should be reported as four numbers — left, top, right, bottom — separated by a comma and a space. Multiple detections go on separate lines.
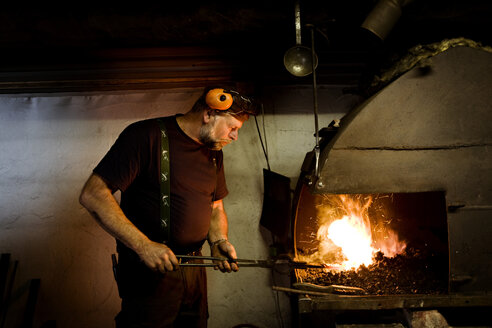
210, 240, 239, 273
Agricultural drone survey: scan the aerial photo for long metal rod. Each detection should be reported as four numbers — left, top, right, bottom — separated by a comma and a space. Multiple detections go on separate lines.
177, 255, 225, 261
176, 255, 325, 269
295, 0, 301, 45
177, 255, 271, 267
273, 286, 335, 297
177, 255, 263, 263
177, 263, 270, 267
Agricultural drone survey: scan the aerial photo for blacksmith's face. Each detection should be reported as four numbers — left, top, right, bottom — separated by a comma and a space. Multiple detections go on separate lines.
199, 113, 247, 150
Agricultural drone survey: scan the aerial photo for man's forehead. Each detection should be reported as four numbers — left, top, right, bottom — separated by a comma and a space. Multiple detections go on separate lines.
231, 113, 249, 123
222, 113, 248, 125
232, 116, 248, 127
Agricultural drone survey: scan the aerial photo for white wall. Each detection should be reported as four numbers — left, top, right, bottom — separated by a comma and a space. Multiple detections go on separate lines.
0, 85, 355, 328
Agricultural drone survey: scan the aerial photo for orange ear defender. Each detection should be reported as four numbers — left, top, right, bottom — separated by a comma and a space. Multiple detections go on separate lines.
205, 88, 233, 110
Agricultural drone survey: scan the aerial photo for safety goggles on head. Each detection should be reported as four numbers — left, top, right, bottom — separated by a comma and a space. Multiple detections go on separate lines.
205, 88, 259, 116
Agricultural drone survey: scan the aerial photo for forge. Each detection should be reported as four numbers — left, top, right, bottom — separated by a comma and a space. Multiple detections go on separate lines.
285, 41, 492, 327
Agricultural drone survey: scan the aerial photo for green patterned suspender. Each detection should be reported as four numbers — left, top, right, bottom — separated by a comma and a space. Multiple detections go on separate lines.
157, 119, 171, 243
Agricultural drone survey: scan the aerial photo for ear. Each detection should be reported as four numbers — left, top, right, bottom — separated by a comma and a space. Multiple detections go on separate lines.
203, 109, 215, 124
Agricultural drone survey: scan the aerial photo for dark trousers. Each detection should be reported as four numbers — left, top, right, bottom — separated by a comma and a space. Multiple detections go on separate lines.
114, 254, 208, 328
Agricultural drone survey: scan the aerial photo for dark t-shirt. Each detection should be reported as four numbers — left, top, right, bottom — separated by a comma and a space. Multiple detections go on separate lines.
94, 115, 228, 254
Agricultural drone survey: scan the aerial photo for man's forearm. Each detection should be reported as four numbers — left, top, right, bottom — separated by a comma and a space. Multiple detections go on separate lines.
208, 199, 229, 244
207, 199, 239, 272
79, 174, 150, 255
80, 174, 179, 272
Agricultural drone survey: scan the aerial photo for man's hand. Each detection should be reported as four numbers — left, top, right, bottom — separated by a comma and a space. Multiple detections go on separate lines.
138, 241, 179, 273
210, 240, 239, 273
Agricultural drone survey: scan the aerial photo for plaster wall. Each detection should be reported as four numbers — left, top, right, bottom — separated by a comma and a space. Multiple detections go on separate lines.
0, 85, 354, 328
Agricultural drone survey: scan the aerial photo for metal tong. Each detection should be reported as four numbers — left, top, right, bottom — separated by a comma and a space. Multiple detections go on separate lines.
176, 255, 325, 269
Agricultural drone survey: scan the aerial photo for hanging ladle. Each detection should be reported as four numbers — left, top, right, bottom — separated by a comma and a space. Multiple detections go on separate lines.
283, 0, 318, 77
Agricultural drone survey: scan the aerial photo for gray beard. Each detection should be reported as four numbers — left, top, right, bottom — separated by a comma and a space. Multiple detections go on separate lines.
198, 123, 222, 150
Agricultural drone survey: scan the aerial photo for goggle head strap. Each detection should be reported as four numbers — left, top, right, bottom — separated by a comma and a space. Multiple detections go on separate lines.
205, 88, 259, 116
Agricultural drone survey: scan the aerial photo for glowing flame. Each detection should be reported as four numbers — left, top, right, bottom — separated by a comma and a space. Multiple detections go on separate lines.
299, 194, 406, 271
327, 214, 375, 268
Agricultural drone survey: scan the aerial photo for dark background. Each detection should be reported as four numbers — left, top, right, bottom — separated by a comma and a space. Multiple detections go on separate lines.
0, 1, 491, 92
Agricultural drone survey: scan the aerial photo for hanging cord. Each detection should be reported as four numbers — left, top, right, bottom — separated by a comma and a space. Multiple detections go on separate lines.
307, 23, 321, 179
254, 104, 284, 327
261, 104, 269, 166
254, 103, 271, 171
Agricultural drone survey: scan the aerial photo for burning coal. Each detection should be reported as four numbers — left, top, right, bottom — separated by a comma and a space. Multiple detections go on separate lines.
298, 247, 448, 295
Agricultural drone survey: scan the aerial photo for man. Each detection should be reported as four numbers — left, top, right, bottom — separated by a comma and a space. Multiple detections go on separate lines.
79, 86, 259, 327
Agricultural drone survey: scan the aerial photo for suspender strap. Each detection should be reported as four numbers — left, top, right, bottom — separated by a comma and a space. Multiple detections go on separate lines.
157, 119, 171, 243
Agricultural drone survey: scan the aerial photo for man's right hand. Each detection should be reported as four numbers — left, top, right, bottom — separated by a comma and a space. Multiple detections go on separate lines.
138, 241, 179, 273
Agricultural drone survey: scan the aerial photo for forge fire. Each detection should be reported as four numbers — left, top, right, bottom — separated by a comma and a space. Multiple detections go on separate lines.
298, 194, 407, 270
294, 191, 449, 295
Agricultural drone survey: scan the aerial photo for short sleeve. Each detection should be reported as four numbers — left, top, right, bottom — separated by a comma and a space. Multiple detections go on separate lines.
93, 121, 154, 192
